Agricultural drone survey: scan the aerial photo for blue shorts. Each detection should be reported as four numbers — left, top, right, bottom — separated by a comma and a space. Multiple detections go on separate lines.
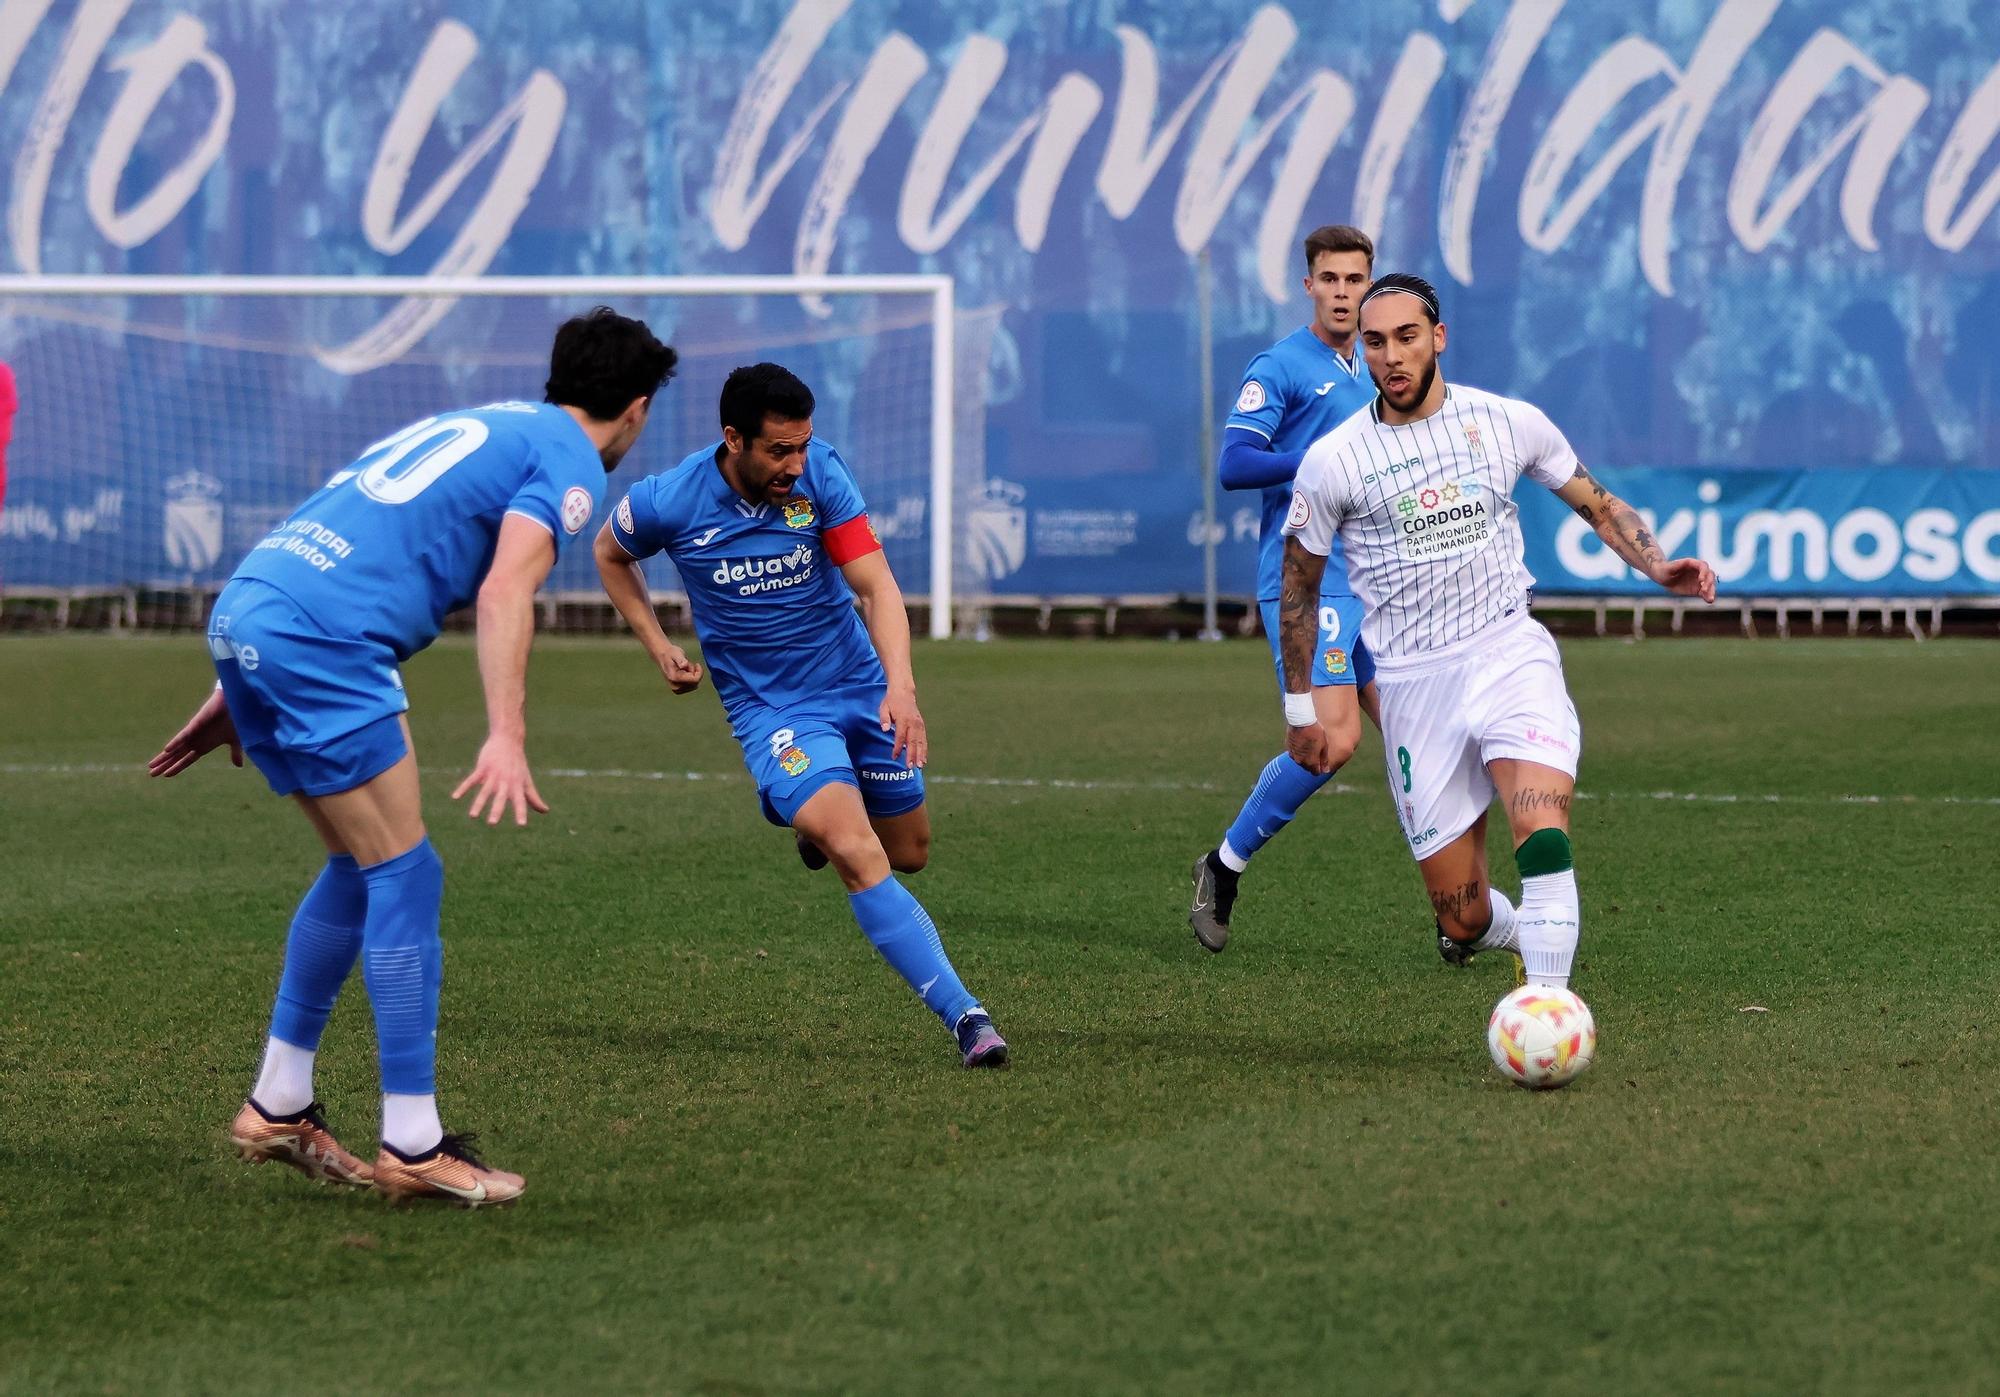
735, 685, 929, 827
208, 578, 410, 798
1259, 595, 1376, 692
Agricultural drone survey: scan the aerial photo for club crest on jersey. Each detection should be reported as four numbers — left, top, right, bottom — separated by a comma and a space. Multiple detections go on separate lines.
1236, 380, 1266, 413
1463, 424, 1485, 460
782, 497, 816, 529
778, 745, 811, 777
561, 486, 593, 535
1322, 647, 1348, 675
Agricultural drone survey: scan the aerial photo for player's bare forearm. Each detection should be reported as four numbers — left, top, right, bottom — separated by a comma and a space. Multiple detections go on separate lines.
1278, 537, 1326, 694
844, 552, 916, 694
473, 516, 557, 743
863, 580, 916, 694
473, 583, 535, 742
595, 533, 671, 661
1555, 465, 1717, 601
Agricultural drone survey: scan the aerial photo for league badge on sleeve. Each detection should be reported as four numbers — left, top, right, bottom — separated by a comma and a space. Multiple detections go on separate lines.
616, 495, 635, 534
782, 497, 817, 529
1235, 380, 1267, 413
1286, 490, 1310, 530
562, 486, 593, 535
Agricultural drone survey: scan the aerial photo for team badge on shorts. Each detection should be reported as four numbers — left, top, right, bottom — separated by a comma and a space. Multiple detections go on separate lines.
1323, 647, 1348, 675
562, 486, 593, 534
778, 745, 811, 777
782, 497, 816, 529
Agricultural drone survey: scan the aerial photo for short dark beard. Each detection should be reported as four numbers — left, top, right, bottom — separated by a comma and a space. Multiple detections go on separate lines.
1388, 357, 1438, 413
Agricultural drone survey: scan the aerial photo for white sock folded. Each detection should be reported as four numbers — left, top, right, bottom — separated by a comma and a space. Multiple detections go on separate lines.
1518, 870, 1580, 987
251, 1037, 315, 1116
382, 1093, 444, 1156
1475, 887, 1520, 953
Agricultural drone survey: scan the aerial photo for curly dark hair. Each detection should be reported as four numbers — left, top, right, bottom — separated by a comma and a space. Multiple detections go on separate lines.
544, 306, 677, 420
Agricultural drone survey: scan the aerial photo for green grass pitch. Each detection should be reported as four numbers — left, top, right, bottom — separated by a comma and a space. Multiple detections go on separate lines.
2, 632, 1996, 1394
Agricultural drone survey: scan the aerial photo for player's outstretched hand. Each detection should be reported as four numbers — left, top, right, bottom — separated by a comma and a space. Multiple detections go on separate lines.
147, 687, 243, 778
452, 734, 550, 827
1286, 720, 1334, 776
1655, 556, 1718, 603
880, 684, 927, 768
658, 644, 704, 694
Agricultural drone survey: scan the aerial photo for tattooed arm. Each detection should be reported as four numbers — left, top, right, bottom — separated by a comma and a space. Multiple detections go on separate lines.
1554, 465, 1717, 602
1279, 537, 1335, 773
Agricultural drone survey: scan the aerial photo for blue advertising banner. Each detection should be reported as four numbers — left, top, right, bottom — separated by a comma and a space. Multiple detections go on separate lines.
1518, 467, 2000, 598
1, 2, 1998, 599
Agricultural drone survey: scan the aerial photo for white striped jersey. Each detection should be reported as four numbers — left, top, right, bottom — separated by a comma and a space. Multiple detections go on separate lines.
1282, 382, 1580, 659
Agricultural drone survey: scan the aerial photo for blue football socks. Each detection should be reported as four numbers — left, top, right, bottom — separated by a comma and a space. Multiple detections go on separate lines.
848, 876, 977, 1028
1222, 752, 1332, 864
358, 838, 445, 1096
267, 854, 368, 1051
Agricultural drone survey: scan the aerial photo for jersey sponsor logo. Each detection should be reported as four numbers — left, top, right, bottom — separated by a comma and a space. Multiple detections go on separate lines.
250, 517, 354, 574
1322, 646, 1347, 675
1285, 490, 1311, 530
1394, 477, 1490, 561
616, 496, 635, 535
713, 543, 816, 595
781, 496, 816, 529
777, 744, 811, 777
561, 486, 592, 535
1235, 380, 1267, 413
1359, 455, 1421, 486
862, 766, 917, 782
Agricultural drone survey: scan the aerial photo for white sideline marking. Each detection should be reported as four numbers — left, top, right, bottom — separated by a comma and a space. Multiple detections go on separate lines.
5, 762, 1998, 808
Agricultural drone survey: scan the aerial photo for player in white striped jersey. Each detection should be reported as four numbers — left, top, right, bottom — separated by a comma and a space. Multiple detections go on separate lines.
1279, 274, 1716, 988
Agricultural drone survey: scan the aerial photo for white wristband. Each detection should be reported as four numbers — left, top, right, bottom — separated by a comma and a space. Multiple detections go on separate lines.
1283, 692, 1316, 727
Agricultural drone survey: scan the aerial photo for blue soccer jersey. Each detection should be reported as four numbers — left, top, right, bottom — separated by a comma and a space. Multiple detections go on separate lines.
231, 401, 605, 659
1225, 325, 1376, 602
608, 439, 886, 724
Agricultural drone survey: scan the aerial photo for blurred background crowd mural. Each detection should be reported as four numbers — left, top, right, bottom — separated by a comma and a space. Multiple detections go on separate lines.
1, 0, 1997, 599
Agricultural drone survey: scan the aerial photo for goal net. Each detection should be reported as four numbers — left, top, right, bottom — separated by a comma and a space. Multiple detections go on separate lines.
0, 275, 995, 638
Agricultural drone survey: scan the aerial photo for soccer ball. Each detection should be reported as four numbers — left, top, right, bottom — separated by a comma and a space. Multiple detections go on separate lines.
1486, 984, 1597, 1089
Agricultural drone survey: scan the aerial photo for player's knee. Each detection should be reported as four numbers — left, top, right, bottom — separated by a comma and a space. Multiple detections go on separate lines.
822, 828, 890, 886
1324, 725, 1360, 769
889, 830, 930, 875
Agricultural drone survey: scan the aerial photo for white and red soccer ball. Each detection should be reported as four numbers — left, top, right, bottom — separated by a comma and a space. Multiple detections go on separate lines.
1487, 984, 1597, 1089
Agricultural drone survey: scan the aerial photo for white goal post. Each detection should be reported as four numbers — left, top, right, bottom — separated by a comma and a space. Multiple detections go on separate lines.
0, 273, 960, 638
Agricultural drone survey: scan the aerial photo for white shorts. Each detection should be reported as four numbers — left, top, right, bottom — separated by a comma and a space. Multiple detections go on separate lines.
1374, 612, 1581, 860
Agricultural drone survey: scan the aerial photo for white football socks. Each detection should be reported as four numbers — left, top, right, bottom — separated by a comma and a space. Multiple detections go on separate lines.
251, 1037, 315, 1116
382, 1093, 444, 1156
1216, 840, 1249, 873
1475, 887, 1519, 953
1518, 869, 1580, 987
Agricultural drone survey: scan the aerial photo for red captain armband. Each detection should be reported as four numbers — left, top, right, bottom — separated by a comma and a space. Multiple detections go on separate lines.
823, 513, 883, 566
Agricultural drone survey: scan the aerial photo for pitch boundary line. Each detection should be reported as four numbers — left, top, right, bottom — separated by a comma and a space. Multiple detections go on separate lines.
5, 761, 1997, 808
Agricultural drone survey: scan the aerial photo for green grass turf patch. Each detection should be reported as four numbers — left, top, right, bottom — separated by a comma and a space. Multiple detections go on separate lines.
2, 634, 1996, 1394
